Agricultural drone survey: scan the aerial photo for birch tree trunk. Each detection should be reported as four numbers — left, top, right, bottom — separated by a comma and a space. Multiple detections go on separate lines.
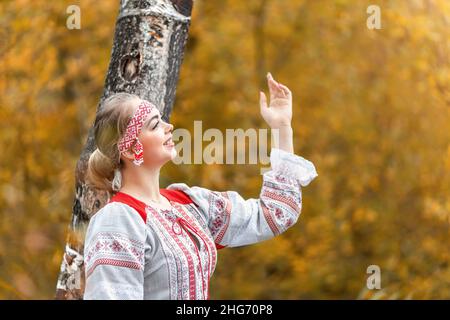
55, 0, 193, 300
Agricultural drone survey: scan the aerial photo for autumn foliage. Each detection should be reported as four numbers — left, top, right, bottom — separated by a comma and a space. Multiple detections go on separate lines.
0, 0, 449, 299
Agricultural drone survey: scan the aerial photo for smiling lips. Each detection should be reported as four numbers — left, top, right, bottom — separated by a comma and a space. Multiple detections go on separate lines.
163, 137, 174, 147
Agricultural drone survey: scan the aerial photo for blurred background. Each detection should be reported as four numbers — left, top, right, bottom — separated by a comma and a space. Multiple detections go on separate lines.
0, 0, 449, 299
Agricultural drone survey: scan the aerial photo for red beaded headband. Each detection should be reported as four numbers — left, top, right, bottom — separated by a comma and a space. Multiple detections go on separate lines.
117, 100, 154, 165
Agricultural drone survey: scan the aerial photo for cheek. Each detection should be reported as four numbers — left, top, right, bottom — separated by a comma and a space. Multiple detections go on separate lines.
142, 132, 165, 150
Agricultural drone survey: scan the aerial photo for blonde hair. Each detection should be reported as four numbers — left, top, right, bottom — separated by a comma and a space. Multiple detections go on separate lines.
86, 92, 141, 192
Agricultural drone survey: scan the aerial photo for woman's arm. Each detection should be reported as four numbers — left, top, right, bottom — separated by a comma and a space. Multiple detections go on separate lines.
83, 203, 146, 300
168, 148, 317, 248
272, 125, 294, 154
168, 73, 317, 248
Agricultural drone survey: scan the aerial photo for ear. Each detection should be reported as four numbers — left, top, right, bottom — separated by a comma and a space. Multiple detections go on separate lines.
121, 148, 135, 162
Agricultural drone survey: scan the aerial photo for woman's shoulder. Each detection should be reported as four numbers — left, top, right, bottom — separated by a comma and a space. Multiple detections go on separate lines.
166, 182, 213, 198
166, 183, 224, 216
84, 202, 148, 262
161, 184, 195, 204
166, 182, 208, 200
92, 201, 138, 218
87, 201, 147, 234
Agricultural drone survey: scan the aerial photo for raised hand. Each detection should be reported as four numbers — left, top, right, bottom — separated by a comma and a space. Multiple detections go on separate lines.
259, 72, 293, 129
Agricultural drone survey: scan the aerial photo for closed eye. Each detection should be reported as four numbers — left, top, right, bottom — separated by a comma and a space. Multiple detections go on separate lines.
152, 121, 159, 130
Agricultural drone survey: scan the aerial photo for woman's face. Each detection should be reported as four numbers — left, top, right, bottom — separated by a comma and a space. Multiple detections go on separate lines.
134, 105, 176, 168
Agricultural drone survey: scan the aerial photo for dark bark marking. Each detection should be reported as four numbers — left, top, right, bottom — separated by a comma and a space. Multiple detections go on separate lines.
170, 0, 193, 17
120, 53, 141, 81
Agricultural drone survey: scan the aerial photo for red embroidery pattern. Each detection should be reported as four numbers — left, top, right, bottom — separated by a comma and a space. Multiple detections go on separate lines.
145, 206, 185, 300
117, 101, 154, 153
274, 172, 301, 188
208, 192, 231, 245
85, 232, 144, 279
262, 190, 300, 213
259, 180, 302, 235
86, 258, 142, 278
151, 206, 197, 300
174, 202, 218, 299
262, 202, 280, 236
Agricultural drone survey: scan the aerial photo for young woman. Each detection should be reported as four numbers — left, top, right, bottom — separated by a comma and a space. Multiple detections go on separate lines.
83, 73, 318, 299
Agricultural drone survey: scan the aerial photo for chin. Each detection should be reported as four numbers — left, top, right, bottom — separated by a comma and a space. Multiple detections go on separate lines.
162, 147, 177, 162
169, 148, 177, 160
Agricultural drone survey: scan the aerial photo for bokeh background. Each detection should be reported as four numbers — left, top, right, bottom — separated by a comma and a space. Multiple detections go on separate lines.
0, 0, 449, 299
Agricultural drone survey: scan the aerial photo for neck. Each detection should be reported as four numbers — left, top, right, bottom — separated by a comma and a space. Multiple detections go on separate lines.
120, 163, 162, 203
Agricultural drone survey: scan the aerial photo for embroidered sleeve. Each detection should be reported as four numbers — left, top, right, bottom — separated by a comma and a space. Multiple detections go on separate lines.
83, 202, 146, 300
167, 148, 318, 248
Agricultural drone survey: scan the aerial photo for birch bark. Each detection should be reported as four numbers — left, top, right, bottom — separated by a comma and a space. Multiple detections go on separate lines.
55, 0, 193, 299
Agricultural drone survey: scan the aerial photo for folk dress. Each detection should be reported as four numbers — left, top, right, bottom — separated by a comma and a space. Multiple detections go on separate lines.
83, 147, 318, 300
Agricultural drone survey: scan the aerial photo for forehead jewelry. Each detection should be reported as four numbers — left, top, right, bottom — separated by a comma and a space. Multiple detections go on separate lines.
117, 100, 155, 166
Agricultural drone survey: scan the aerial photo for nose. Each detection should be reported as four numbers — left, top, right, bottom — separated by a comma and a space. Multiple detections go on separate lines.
165, 122, 174, 133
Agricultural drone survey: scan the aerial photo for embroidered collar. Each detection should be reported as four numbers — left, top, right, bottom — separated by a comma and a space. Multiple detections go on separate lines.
109, 189, 194, 223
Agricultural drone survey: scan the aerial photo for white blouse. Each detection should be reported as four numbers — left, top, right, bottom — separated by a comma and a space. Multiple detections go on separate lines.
83, 148, 318, 299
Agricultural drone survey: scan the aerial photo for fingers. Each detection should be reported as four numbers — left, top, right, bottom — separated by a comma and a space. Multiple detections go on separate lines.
266, 72, 278, 98
267, 72, 287, 98
278, 83, 292, 98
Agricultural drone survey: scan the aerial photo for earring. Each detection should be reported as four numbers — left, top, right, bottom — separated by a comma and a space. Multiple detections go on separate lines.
133, 138, 144, 166
112, 168, 122, 192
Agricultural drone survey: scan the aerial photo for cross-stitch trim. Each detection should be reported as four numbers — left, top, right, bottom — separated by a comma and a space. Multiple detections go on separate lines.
86, 258, 142, 278
85, 232, 145, 279
117, 100, 154, 153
